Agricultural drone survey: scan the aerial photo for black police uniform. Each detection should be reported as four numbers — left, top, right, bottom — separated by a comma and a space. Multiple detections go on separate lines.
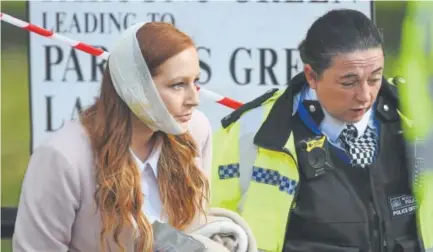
284, 74, 421, 252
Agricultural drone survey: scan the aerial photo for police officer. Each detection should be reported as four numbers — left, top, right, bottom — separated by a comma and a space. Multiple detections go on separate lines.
210, 9, 431, 252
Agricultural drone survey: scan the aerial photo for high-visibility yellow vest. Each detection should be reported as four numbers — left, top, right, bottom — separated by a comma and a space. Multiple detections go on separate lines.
396, 1, 433, 250
210, 89, 299, 252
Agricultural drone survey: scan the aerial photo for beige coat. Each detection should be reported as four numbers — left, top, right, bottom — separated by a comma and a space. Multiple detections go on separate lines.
12, 110, 214, 252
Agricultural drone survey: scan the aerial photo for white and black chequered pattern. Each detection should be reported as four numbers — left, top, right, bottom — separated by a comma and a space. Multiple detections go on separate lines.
252, 167, 298, 195
339, 124, 378, 168
218, 164, 240, 179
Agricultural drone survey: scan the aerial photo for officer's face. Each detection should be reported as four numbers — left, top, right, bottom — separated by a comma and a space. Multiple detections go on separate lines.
305, 47, 384, 123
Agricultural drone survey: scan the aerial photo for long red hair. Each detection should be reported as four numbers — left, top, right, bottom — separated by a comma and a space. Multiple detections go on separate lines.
80, 22, 209, 252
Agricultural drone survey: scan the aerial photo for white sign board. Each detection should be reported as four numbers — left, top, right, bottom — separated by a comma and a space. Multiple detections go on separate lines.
28, 0, 373, 151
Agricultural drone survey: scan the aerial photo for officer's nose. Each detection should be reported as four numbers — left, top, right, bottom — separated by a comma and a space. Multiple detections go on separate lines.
356, 81, 371, 104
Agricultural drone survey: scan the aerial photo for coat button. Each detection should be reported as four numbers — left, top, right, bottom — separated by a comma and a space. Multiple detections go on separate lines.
383, 104, 389, 112
309, 105, 316, 113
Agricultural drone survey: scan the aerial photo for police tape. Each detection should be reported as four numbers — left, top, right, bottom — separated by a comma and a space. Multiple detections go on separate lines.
0, 12, 244, 110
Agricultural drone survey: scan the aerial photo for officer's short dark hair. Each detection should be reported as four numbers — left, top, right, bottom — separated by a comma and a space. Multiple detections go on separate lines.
298, 9, 383, 77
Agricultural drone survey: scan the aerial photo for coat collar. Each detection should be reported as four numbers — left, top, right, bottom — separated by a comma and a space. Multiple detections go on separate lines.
253, 72, 400, 151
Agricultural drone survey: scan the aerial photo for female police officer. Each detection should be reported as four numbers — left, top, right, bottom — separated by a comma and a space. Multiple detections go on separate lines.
210, 9, 431, 252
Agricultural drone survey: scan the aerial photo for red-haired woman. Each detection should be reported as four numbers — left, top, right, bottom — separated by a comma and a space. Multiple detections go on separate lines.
13, 22, 216, 252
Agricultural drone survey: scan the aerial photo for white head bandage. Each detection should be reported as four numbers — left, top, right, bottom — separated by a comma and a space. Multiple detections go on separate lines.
108, 22, 185, 135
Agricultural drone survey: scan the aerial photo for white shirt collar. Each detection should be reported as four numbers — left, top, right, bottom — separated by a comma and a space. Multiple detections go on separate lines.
294, 87, 373, 142
130, 135, 163, 177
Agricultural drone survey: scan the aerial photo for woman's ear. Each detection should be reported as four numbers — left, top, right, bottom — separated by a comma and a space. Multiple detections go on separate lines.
304, 64, 318, 90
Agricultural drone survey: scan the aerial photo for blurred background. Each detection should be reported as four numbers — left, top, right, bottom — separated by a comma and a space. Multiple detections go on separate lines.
0, 1, 427, 251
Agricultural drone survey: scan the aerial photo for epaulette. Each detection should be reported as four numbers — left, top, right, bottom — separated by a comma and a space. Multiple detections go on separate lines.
221, 88, 279, 129
381, 76, 404, 108
376, 76, 405, 122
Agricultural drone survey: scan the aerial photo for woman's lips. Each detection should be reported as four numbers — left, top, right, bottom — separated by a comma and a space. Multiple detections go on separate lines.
176, 114, 192, 122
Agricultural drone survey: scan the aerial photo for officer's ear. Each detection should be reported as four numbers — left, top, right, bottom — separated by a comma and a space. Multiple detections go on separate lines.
304, 64, 318, 90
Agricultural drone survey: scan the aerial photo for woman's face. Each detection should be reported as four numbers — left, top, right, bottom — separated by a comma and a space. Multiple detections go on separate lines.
305, 47, 384, 123
152, 47, 201, 131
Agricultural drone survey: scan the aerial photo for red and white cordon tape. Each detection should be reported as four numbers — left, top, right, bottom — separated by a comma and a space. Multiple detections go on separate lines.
0, 12, 244, 110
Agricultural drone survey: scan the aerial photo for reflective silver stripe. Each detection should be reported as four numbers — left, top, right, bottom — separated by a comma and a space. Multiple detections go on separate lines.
237, 106, 264, 212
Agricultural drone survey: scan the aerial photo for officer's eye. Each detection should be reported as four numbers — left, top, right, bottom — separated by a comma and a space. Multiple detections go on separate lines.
368, 79, 381, 85
341, 82, 356, 87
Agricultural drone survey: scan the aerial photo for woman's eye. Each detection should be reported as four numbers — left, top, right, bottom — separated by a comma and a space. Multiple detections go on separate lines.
171, 83, 185, 89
